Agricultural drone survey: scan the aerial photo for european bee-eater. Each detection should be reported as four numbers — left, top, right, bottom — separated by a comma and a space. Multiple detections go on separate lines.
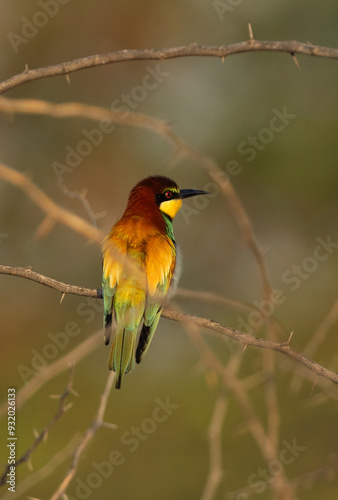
102, 175, 208, 389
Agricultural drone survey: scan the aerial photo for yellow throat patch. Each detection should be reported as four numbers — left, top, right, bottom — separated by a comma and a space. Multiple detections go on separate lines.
159, 198, 182, 219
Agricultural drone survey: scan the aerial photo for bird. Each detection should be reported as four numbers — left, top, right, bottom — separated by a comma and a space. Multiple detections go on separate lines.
102, 175, 208, 389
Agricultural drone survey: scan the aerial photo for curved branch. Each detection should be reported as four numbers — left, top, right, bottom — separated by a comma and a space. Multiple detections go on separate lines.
1, 264, 338, 385
0, 264, 101, 298
0, 162, 102, 243
1, 40, 338, 94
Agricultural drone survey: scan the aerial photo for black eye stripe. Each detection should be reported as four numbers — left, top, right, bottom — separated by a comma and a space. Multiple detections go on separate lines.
156, 190, 178, 205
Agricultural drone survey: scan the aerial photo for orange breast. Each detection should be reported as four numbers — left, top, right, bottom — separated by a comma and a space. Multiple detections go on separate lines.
103, 215, 176, 297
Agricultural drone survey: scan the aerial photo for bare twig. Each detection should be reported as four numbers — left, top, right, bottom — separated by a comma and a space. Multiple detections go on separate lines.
0, 435, 80, 500
0, 162, 102, 243
1, 40, 338, 94
1, 265, 338, 385
0, 367, 75, 486
227, 455, 338, 498
184, 320, 294, 499
201, 394, 228, 500
291, 298, 338, 393
50, 371, 116, 500
290, 455, 338, 490
302, 298, 338, 360
0, 264, 101, 298
177, 287, 260, 315
0, 329, 101, 419
164, 308, 338, 385
0, 96, 176, 134
0, 163, 146, 284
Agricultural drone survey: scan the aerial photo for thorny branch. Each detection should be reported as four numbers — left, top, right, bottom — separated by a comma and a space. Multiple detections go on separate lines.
1, 264, 338, 386
0, 366, 76, 486
49, 371, 116, 500
0, 329, 102, 419
1, 40, 338, 94
0, 436, 80, 500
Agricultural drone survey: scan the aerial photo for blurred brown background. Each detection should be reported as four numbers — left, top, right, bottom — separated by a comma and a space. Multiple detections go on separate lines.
1, 1, 338, 499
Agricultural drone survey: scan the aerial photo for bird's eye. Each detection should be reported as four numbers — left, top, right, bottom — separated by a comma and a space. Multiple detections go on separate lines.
164, 190, 172, 199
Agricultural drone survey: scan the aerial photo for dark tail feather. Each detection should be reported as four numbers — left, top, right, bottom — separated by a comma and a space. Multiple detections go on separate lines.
136, 324, 150, 364
115, 372, 122, 389
136, 308, 162, 364
104, 312, 112, 345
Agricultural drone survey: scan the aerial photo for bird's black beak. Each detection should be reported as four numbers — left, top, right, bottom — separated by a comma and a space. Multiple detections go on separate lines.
178, 189, 209, 199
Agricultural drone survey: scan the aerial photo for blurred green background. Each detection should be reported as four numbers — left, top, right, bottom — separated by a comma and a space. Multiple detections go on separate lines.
1, 1, 338, 499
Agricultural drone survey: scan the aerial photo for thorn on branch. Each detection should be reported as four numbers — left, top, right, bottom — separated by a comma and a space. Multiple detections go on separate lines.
290, 52, 301, 69
70, 388, 80, 398
248, 23, 254, 41
287, 330, 294, 345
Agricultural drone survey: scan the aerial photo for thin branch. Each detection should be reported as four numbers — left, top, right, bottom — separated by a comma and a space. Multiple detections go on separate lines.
0, 264, 101, 298
289, 455, 338, 490
302, 298, 338, 360
0, 162, 102, 243
164, 308, 338, 385
50, 371, 116, 500
0, 328, 101, 419
1, 40, 338, 94
290, 298, 338, 393
0, 163, 145, 284
201, 394, 228, 500
1, 265, 337, 385
177, 287, 261, 315
184, 319, 295, 499
0, 367, 75, 486
0, 96, 175, 134
227, 455, 338, 499
0, 435, 80, 500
